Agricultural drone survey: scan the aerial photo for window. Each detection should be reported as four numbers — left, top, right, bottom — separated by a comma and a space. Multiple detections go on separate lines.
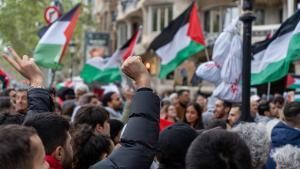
254, 9, 265, 25
204, 11, 210, 32
118, 23, 128, 48
149, 5, 173, 32
204, 6, 239, 33
223, 7, 239, 28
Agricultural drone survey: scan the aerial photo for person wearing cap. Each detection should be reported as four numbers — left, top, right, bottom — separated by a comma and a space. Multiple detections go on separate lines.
157, 123, 198, 169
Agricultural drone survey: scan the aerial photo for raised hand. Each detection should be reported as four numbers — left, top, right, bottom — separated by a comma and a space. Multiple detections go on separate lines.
0, 47, 44, 87
121, 56, 150, 89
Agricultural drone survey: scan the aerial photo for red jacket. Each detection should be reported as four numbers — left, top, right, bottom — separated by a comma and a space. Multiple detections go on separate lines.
160, 119, 174, 132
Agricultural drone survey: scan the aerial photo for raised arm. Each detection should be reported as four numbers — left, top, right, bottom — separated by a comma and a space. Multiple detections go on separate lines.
90, 56, 160, 169
1, 47, 53, 114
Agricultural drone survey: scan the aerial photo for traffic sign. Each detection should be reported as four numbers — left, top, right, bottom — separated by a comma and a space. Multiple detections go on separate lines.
44, 6, 62, 25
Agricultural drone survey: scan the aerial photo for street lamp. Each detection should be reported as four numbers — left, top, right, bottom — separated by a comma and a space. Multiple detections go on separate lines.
69, 41, 76, 80
240, 0, 255, 122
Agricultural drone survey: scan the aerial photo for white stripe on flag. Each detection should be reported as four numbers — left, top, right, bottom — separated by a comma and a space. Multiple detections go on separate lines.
156, 24, 191, 64
251, 32, 291, 73
40, 21, 69, 44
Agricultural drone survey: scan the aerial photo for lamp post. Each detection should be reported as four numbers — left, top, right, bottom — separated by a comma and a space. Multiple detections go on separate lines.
240, 0, 255, 122
69, 41, 76, 80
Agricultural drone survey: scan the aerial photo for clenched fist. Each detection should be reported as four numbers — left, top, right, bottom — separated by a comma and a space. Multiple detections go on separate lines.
121, 56, 150, 89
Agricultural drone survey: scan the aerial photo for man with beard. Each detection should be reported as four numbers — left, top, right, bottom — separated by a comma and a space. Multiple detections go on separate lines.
103, 91, 123, 120
214, 99, 232, 120
24, 113, 73, 169
176, 89, 190, 121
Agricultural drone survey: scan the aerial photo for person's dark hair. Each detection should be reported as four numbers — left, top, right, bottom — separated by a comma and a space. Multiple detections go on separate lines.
102, 92, 115, 107
273, 95, 284, 105
78, 93, 98, 106
157, 123, 198, 169
72, 124, 112, 169
57, 87, 75, 101
73, 105, 109, 129
186, 129, 251, 169
108, 119, 124, 145
0, 125, 37, 169
223, 101, 232, 110
0, 112, 24, 125
183, 103, 204, 129
2, 88, 14, 97
194, 93, 208, 102
258, 102, 270, 116
206, 119, 227, 130
283, 101, 300, 122
177, 89, 189, 96
23, 112, 70, 154
0, 96, 11, 111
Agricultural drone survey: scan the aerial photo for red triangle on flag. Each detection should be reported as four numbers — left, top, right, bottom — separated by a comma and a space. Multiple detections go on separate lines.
122, 30, 140, 61
286, 74, 296, 88
187, 2, 206, 46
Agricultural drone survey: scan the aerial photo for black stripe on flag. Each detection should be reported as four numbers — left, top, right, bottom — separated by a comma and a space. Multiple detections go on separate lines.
148, 2, 193, 51
252, 10, 300, 55
60, 3, 81, 21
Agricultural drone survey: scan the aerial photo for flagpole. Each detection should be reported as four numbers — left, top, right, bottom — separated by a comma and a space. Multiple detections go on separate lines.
204, 47, 210, 61
240, 0, 255, 122
267, 82, 271, 100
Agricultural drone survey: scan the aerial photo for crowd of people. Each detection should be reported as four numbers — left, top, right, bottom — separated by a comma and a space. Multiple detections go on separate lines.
0, 48, 300, 169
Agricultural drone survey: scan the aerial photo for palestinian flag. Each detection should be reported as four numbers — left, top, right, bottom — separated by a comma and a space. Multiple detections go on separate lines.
80, 29, 141, 83
286, 74, 300, 89
251, 10, 300, 85
34, 4, 81, 70
148, 1, 205, 78
294, 92, 300, 101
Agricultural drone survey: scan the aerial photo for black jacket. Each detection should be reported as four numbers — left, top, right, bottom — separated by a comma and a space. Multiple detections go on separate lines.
27, 88, 54, 116
90, 89, 160, 169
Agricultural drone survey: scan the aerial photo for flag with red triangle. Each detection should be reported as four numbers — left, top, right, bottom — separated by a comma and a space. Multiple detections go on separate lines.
80, 29, 141, 83
34, 4, 81, 70
148, 1, 206, 78
286, 74, 300, 89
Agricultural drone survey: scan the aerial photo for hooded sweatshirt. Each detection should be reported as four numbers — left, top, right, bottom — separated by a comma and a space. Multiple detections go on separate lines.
266, 121, 300, 169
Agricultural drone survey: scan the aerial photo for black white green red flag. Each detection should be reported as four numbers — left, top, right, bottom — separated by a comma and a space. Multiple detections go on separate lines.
34, 4, 81, 70
80, 29, 141, 83
149, 1, 206, 78
251, 10, 300, 85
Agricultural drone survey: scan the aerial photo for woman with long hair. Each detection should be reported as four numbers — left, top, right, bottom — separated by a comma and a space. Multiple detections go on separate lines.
184, 103, 204, 129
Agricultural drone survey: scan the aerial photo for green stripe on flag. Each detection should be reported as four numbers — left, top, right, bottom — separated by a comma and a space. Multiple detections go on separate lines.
159, 40, 205, 78
34, 43, 64, 70
80, 64, 121, 83
251, 32, 300, 85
